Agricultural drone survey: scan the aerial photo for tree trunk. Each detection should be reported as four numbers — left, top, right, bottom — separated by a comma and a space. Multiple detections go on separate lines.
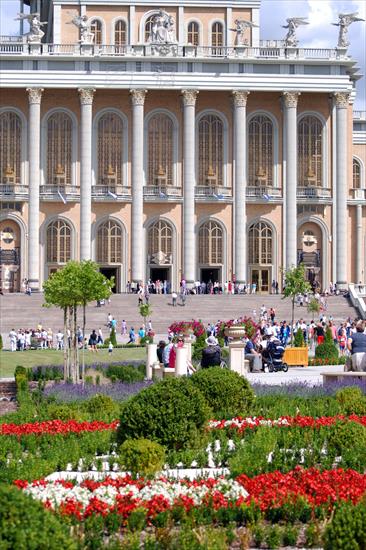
74, 305, 79, 383
63, 307, 68, 381
66, 307, 71, 381
291, 297, 295, 346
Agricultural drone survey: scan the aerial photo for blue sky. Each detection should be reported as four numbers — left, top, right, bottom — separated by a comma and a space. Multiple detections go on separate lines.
1, 0, 365, 108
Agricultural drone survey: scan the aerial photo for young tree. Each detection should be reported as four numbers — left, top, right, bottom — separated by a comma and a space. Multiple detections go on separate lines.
139, 303, 153, 333
43, 261, 113, 382
282, 264, 312, 346
307, 296, 320, 316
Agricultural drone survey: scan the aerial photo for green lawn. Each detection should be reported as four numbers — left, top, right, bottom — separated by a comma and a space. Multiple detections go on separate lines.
0, 347, 146, 378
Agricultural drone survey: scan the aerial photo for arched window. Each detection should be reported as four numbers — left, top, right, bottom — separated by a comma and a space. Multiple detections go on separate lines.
0, 111, 21, 184
248, 115, 273, 186
97, 113, 123, 186
47, 112, 72, 185
97, 220, 122, 264
90, 19, 103, 45
298, 115, 323, 187
198, 114, 223, 186
248, 221, 273, 265
147, 220, 173, 263
114, 20, 127, 46
145, 15, 155, 42
353, 158, 361, 189
46, 220, 71, 264
188, 21, 199, 46
148, 113, 174, 186
198, 221, 223, 264
211, 22, 224, 47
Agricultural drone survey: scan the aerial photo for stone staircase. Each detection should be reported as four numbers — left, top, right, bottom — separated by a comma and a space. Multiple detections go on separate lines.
0, 292, 358, 345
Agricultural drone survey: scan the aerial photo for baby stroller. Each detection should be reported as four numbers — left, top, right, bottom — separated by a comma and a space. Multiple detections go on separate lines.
263, 339, 288, 373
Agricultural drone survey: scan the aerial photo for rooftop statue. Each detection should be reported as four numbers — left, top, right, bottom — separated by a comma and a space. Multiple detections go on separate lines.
230, 19, 258, 46
148, 10, 176, 44
332, 12, 364, 48
15, 13, 47, 43
282, 17, 309, 47
68, 14, 94, 45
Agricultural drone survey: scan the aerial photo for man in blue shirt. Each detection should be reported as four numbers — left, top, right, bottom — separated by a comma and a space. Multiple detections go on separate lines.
245, 337, 262, 372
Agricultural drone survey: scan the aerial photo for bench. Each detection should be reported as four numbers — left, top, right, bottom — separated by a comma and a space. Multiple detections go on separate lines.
321, 371, 366, 383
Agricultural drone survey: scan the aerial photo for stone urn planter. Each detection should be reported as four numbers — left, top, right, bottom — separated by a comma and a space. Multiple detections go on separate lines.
224, 326, 246, 342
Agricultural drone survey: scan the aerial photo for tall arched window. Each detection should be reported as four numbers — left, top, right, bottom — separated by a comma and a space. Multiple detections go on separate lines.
198, 221, 223, 264
298, 115, 323, 187
97, 220, 122, 264
198, 114, 224, 186
145, 15, 155, 42
0, 111, 21, 184
248, 115, 273, 186
47, 220, 71, 264
147, 220, 173, 263
353, 158, 361, 189
148, 113, 174, 186
97, 113, 123, 186
114, 20, 127, 46
187, 21, 199, 45
211, 22, 224, 46
248, 221, 273, 265
47, 112, 72, 185
90, 19, 103, 45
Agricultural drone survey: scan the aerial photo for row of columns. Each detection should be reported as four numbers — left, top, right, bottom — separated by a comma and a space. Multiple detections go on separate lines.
25, 87, 352, 290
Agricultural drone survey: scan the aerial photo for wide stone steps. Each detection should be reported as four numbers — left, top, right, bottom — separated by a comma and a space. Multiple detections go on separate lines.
0, 293, 358, 341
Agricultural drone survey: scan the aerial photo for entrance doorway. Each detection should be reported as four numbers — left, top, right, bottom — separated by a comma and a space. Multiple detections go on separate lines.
200, 268, 221, 284
251, 268, 270, 293
150, 267, 170, 284
100, 267, 119, 293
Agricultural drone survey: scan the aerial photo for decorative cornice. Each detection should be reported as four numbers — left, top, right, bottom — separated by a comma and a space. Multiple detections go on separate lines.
181, 89, 199, 106
334, 91, 350, 108
78, 87, 96, 105
26, 88, 43, 104
232, 90, 250, 107
130, 89, 147, 106
282, 91, 301, 108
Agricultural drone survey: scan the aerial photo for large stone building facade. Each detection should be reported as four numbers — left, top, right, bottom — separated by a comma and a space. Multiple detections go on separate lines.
0, 0, 365, 293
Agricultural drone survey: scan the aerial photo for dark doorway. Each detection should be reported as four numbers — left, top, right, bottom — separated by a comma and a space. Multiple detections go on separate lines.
200, 268, 220, 284
150, 267, 170, 283
100, 267, 118, 293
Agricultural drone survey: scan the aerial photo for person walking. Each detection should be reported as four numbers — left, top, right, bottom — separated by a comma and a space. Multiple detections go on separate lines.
89, 330, 98, 352
172, 291, 177, 306
347, 321, 366, 371
127, 327, 136, 344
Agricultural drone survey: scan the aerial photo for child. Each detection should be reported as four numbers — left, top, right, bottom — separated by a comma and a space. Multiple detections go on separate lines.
108, 341, 113, 355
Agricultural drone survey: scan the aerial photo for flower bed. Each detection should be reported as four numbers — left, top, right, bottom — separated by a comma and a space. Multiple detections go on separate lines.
42, 380, 151, 403
15, 468, 366, 520
0, 419, 119, 437
168, 320, 205, 337
208, 414, 366, 433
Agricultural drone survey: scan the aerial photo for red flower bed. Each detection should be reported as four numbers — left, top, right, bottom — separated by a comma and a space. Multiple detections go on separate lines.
237, 467, 366, 511
168, 320, 205, 337
0, 419, 119, 437
208, 414, 366, 433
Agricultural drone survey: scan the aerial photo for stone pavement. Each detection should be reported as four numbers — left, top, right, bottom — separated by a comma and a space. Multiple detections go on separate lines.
246, 364, 344, 385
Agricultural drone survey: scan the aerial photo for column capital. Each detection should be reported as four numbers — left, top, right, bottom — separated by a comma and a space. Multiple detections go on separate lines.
26, 88, 43, 104
78, 88, 96, 105
130, 89, 147, 106
181, 89, 199, 107
283, 91, 301, 108
334, 91, 350, 108
232, 90, 250, 108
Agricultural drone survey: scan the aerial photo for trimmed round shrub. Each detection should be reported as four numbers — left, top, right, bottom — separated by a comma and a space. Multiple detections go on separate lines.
0, 484, 76, 549
45, 404, 85, 422
117, 377, 212, 450
105, 364, 145, 383
335, 386, 366, 415
83, 394, 119, 419
327, 421, 366, 454
118, 438, 165, 477
324, 501, 366, 550
190, 367, 255, 417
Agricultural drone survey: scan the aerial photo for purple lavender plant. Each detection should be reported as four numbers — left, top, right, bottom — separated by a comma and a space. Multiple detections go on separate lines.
43, 380, 152, 403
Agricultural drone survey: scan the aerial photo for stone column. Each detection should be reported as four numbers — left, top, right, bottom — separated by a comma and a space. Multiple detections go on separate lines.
232, 90, 249, 283
78, 88, 95, 260
27, 87, 43, 291
181, 90, 199, 285
283, 91, 300, 268
356, 204, 363, 283
130, 89, 147, 283
334, 92, 349, 288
